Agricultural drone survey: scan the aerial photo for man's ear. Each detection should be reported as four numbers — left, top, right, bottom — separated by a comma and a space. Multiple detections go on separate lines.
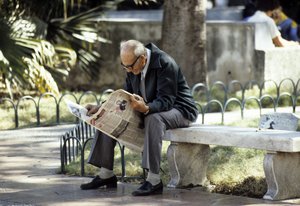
142, 54, 147, 64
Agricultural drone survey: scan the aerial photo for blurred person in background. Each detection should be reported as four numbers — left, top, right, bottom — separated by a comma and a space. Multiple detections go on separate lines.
247, 0, 299, 47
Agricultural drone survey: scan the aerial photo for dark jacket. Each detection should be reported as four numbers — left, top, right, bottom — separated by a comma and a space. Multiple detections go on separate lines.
124, 43, 198, 122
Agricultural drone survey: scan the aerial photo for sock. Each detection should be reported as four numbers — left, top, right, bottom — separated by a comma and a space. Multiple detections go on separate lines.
99, 167, 114, 179
146, 172, 161, 186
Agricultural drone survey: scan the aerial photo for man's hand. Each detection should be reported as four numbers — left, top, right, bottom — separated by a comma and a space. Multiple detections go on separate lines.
129, 94, 149, 114
85, 104, 100, 116
85, 104, 100, 125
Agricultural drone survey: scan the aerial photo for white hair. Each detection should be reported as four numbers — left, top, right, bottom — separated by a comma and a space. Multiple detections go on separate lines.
120, 40, 146, 56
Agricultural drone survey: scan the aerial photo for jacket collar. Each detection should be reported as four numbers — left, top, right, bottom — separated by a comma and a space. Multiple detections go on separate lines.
145, 43, 163, 69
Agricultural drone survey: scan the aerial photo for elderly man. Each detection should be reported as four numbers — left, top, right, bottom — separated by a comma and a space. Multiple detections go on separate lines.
80, 40, 198, 196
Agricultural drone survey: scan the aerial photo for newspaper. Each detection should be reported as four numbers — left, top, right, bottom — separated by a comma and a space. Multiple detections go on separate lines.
66, 89, 144, 152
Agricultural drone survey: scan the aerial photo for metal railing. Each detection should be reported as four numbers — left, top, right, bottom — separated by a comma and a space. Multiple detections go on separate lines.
192, 78, 300, 105
0, 89, 114, 128
192, 78, 300, 124
60, 121, 129, 180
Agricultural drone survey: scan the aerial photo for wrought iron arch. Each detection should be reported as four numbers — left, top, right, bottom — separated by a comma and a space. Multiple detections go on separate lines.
38, 92, 59, 124
204, 99, 224, 124
16, 96, 39, 127
242, 96, 261, 119
0, 98, 17, 128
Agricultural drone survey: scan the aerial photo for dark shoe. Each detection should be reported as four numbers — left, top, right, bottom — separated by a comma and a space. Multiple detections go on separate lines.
80, 175, 117, 190
132, 180, 163, 196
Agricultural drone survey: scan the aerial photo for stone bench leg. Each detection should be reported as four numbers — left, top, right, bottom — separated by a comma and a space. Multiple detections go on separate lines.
166, 142, 210, 188
263, 152, 300, 200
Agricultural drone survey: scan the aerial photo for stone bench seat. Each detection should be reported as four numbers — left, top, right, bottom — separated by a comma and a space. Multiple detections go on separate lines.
164, 124, 300, 152
163, 124, 300, 201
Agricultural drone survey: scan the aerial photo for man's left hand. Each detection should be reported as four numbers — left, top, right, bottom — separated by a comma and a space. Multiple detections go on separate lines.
129, 94, 149, 114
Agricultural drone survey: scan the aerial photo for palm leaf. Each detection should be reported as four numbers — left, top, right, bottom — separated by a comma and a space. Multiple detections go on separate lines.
0, 16, 29, 91
14, 38, 77, 94
47, 5, 112, 78
0, 14, 77, 95
0, 0, 159, 96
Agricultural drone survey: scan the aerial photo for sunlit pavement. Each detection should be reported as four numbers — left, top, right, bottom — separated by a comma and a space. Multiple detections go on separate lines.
0, 120, 300, 205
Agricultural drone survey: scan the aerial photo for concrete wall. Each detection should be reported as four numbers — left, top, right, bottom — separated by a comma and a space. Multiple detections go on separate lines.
256, 48, 300, 85
65, 20, 162, 91
206, 21, 256, 85
65, 10, 300, 91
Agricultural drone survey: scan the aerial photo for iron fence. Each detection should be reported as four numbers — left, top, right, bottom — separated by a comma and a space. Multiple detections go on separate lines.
0, 89, 114, 128
192, 78, 300, 124
60, 121, 129, 180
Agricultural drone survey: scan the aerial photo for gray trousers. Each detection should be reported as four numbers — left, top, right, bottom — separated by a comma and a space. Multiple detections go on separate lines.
87, 108, 190, 174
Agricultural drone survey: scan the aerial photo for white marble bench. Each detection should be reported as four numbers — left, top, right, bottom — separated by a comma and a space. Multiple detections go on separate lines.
163, 123, 300, 200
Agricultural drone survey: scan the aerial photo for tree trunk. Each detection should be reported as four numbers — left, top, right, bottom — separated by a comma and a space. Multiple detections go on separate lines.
161, 0, 207, 86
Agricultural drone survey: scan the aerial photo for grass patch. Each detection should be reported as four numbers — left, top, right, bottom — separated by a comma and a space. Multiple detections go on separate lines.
213, 176, 267, 198
208, 146, 266, 198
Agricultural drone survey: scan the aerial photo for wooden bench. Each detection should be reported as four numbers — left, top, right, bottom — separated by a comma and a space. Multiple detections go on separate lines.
163, 114, 300, 201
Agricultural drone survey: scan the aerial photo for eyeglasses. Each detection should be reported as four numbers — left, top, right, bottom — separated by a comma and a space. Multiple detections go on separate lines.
121, 55, 141, 70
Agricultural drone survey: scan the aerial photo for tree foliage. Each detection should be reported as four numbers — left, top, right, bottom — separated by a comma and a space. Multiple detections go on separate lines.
0, 0, 162, 97
0, 0, 112, 97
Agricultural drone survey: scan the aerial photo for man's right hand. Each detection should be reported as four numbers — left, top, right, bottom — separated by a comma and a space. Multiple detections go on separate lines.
85, 104, 100, 116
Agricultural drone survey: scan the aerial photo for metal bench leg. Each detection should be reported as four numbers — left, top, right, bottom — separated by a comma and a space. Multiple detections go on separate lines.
263, 152, 300, 200
166, 142, 210, 188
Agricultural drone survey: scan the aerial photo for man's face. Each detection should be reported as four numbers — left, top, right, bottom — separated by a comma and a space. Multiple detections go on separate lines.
120, 52, 145, 75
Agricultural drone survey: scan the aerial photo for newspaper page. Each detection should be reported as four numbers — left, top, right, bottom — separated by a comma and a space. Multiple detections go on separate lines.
66, 89, 144, 152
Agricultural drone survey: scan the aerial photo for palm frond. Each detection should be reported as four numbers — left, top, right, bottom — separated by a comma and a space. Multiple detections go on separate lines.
47, 5, 112, 78
14, 38, 77, 94
23, 57, 59, 95
0, 16, 29, 89
0, 0, 161, 96
0, 14, 77, 95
